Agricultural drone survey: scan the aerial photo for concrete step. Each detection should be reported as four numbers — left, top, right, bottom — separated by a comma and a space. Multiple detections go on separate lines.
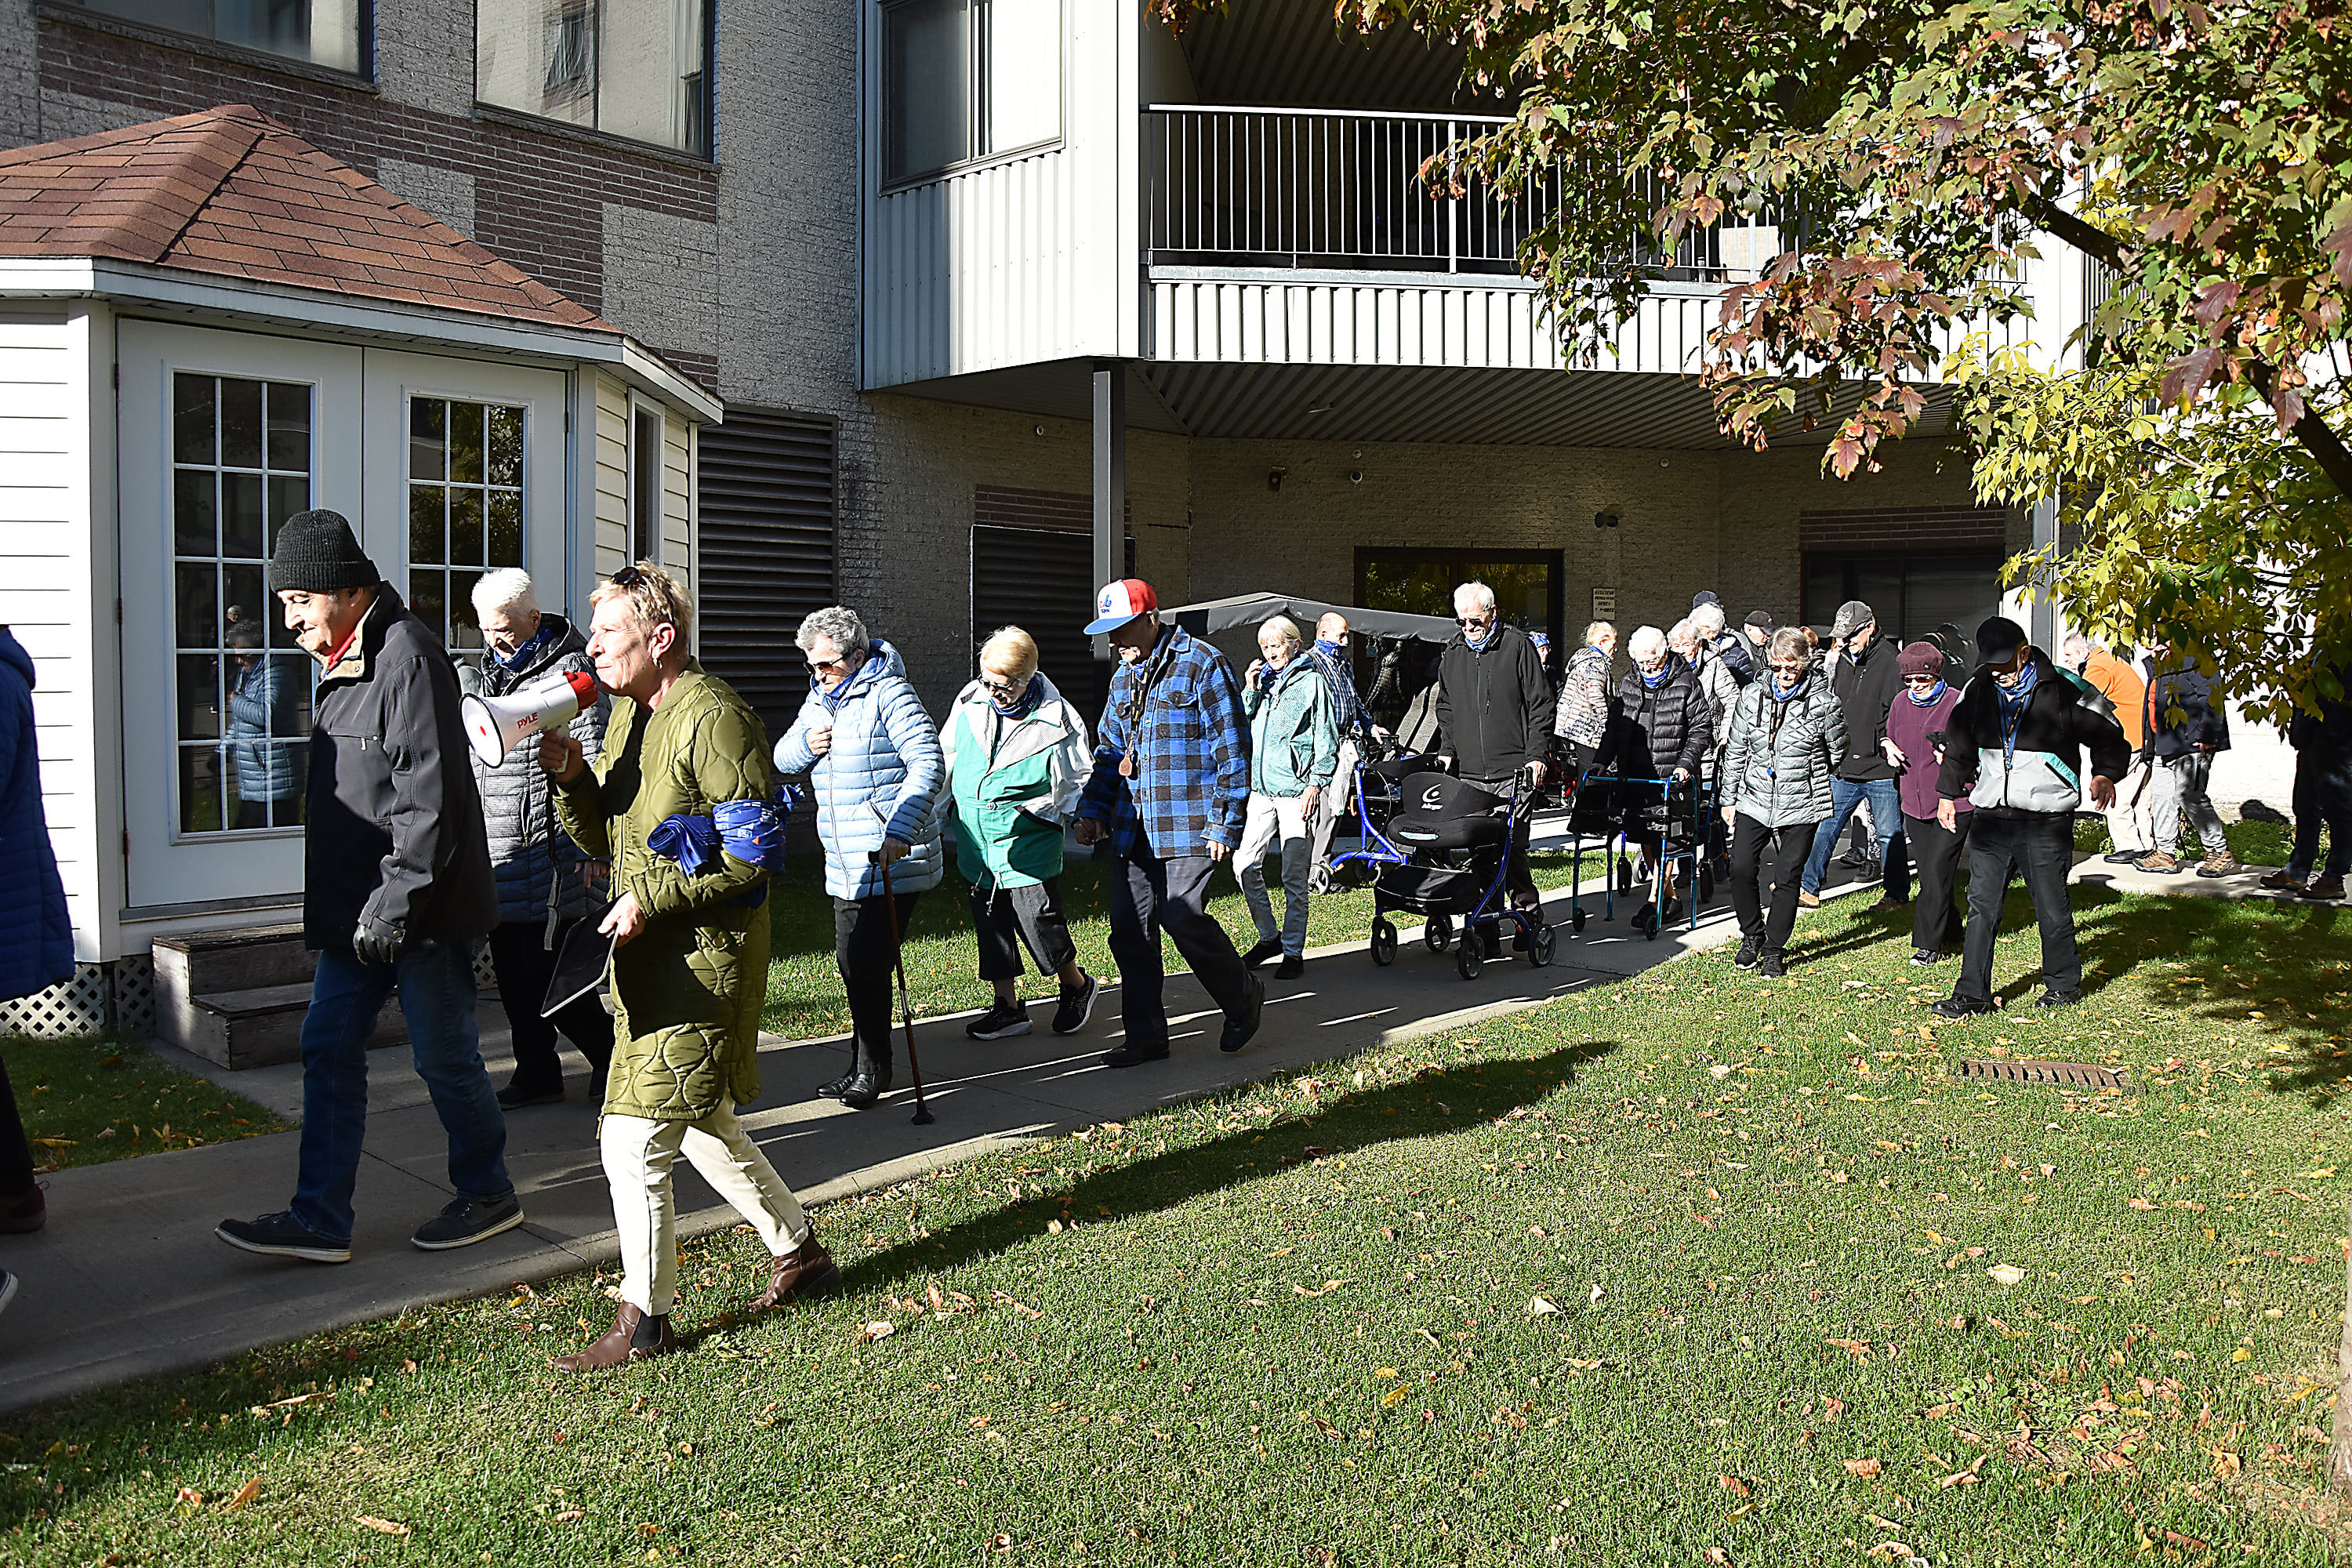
154, 925, 321, 1061
180, 982, 409, 1071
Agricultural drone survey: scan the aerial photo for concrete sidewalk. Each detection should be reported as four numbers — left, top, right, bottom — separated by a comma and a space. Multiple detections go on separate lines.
0, 870, 1756, 1414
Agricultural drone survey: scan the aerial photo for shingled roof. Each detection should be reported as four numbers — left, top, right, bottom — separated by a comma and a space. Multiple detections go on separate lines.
0, 104, 614, 333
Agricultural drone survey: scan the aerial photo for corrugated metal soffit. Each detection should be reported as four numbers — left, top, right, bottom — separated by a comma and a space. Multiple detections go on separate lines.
697, 408, 838, 742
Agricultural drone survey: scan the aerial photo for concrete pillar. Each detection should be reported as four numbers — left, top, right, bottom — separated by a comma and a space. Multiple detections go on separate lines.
1092, 361, 1126, 665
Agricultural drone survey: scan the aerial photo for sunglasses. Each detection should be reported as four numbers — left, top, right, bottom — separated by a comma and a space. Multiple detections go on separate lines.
1457, 614, 1493, 626
807, 655, 850, 673
1903, 673, 1940, 684
611, 564, 647, 589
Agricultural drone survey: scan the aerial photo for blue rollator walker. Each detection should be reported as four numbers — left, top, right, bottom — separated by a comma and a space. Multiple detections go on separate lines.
1564, 769, 1715, 940
1338, 769, 1558, 979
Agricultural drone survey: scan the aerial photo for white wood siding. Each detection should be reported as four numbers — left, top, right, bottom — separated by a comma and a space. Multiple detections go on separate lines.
593, 372, 630, 578
0, 307, 102, 959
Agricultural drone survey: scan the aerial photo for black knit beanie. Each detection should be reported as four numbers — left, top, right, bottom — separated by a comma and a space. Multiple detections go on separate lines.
270, 509, 380, 593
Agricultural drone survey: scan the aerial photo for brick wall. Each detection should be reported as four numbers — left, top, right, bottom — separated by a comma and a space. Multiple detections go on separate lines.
1797, 504, 2009, 554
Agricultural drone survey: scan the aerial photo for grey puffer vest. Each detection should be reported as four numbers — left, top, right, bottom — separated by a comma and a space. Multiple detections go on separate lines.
467, 614, 611, 925
1719, 673, 1849, 829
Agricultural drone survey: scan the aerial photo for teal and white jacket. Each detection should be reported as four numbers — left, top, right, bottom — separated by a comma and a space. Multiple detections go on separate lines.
1936, 649, 2132, 816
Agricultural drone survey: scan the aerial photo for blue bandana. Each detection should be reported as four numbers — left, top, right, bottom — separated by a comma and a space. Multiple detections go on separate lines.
496, 619, 561, 673
1313, 637, 1344, 658
1465, 624, 1496, 652
1772, 672, 1806, 701
991, 673, 1043, 719
1906, 679, 1947, 707
1640, 662, 1671, 689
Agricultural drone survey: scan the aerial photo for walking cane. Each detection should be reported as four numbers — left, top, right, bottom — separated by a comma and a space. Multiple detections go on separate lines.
868, 845, 936, 1126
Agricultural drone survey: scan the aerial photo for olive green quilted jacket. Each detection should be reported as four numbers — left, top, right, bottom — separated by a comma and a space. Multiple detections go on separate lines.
553, 662, 771, 1120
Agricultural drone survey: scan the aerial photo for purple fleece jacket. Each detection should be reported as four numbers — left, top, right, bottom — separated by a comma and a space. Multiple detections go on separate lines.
1885, 684, 1971, 822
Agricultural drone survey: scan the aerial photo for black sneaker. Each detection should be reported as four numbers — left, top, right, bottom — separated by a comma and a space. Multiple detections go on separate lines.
1051, 972, 1099, 1036
2102, 850, 2146, 866
1756, 950, 1787, 978
2303, 877, 2347, 901
1100, 1039, 1170, 1069
1910, 948, 1941, 967
1733, 934, 1762, 970
1243, 938, 1284, 969
1220, 974, 1267, 1054
1275, 953, 1305, 979
2034, 989, 2082, 1010
412, 1194, 525, 1252
0, 1268, 19, 1319
965, 1000, 1032, 1040
216, 1210, 351, 1264
1931, 994, 1994, 1019
495, 1076, 564, 1110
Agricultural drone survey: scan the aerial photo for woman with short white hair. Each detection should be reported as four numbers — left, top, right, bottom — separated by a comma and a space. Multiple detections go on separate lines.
1236, 615, 1339, 978
940, 627, 1098, 1040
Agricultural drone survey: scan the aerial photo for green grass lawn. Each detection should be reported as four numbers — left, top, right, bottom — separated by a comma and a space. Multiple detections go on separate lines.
3, 1036, 287, 1174
8, 881, 2351, 1563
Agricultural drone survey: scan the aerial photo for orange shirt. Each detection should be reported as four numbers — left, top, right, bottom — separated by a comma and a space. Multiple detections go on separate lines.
2082, 647, 2146, 749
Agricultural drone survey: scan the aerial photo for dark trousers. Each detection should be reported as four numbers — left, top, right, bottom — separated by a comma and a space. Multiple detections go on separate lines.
0, 1050, 32, 1195
1728, 815, 1817, 956
1105, 846, 1254, 1051
969, 877, 1077, 982
834, 891, 921, 1069
485, 920, 615, 1091
1468, 774, 1543, 912
2289, 747, 2352, 880
1955, 811, 2081, 1005
1905, 812, 1971, 953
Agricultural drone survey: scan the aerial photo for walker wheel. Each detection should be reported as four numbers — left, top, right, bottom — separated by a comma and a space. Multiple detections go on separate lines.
1641, 912, 1662, 941
1425, 915, 1452, 953
1456, 943, 1483, 981
1570, 907, 1587, 934
1617, 857, 1634, 892
1530, 925, 1558, 967
1370, 919, 1398, 967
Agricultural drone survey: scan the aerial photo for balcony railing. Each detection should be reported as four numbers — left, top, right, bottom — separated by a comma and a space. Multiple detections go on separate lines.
1144, 105, 1780, 281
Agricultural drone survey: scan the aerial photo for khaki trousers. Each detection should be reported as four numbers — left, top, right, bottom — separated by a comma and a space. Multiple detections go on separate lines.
601, 1099, 811, 1316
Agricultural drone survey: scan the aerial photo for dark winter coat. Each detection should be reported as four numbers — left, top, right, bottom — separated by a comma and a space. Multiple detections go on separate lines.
0, 627, 73, 1003
1435, 625, 1552, 782
1830, 634, 1904, 782
466, 614, 610, 926
2143, 656, 2231, 758
2288, 662, 2352, 757
1599, 663, 1711, 782
1719, 670, 1849, 828
1938, 649, 2132, 817
1708, 630, 1755, 686
303, 589, 499, 953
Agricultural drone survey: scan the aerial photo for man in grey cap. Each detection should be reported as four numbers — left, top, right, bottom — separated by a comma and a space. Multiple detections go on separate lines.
215, 510, 516, 1265
1930, 615, 2130, 1015
1798, 600, 1908, 909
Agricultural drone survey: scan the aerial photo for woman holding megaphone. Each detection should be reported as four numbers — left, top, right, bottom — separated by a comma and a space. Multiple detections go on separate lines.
461, 568, 615, 1109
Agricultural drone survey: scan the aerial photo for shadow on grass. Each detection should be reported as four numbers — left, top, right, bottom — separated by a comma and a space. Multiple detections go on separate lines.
832, 1037, 1623, 1298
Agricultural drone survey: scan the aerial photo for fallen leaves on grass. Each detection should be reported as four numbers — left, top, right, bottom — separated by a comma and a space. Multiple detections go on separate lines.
1987, 1264, 2026, 1287
1842, 1458, 1882, 1479
226, 1477, 262, 1511
1827, 1338, 1874, 1362
354, 1515, 412, 1536
856, 1321, 896, 1344
1294, 1279, 1351, 1298
1528, 1295, 1562, 1316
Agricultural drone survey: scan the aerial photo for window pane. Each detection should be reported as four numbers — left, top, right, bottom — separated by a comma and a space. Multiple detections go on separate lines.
268, 475, 311, 532
599, 0, 708, 152
223, 564, 267, 633
177, 655, 222, 739
451, 490, 485, 564
266, 382, 312, 472
487, 491, 522, 567
174, 470, 216, 557
79, 0, 363, 71
410, 397, 447, 482
172, 373, 215, 466
222, 474, 267, 559
984, 0, 1058, 155
451, 570, 484, 650
884, 0, 971, 182
412, 572, 445, 644
410, 486, 446, 564
273, 742, 310, 826
220, 378, 263, 469
179, 746, 225, 835
175, 564, 219, 651
271, 656, 315, 735
450, 401, 485, 485
487, 406, 524, 486
477, 0, 600, 128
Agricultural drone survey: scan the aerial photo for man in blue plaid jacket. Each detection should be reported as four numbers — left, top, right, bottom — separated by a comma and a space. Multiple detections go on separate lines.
1073, 579, 1264, 1067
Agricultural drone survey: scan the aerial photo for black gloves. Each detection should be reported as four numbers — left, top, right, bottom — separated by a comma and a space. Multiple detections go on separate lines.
351, 917, 406, 968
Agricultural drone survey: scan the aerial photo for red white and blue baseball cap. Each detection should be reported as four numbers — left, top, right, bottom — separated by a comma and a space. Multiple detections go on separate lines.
1085, 578, 1160, 635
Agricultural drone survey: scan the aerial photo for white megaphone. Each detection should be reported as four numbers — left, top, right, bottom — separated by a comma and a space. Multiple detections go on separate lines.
462, 668, 601, 765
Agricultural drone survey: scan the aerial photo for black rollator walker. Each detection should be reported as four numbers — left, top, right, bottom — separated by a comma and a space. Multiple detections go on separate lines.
1338, 768, 1558, 979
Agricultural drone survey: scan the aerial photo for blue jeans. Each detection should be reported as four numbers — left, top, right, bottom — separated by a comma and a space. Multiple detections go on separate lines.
291, 942, 512, 1244
1800, 776, 1911, 900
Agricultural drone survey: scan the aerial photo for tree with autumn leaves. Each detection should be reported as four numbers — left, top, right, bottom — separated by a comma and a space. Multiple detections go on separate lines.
1156, 0, 2351, 720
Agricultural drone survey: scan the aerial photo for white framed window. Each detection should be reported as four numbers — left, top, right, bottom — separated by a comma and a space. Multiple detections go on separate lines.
169, 372, 318, 837
477, 0, 712, 155
63, 0, 368, 74
406, 396, 528, 655
881, 0, 1061, 186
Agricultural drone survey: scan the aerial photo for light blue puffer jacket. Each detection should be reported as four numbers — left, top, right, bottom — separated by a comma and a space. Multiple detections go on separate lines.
773, 639, 946, 900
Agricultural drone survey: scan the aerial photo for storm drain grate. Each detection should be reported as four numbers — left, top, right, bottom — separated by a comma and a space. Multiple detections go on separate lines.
1955, 1058, 2130, 1091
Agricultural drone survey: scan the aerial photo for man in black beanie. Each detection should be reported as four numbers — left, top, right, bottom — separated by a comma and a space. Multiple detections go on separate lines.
216, 510, 517, 1264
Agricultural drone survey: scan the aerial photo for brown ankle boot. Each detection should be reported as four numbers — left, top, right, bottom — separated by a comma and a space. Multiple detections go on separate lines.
552, 1302, 676, 1373
750, 1239, 841, 1309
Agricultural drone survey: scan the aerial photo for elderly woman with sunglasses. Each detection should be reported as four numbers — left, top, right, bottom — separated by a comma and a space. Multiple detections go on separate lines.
1718, 628, 1849, 977
940, 626, 1099, 1042
773, 604, 945, 1109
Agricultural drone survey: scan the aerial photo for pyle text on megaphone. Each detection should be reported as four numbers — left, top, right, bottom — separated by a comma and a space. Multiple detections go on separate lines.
461, 668, 601, 765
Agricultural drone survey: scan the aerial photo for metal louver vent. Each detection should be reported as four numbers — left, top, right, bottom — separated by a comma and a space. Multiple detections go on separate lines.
697, 408, 837, 741
1955, 1058, 2131, 1091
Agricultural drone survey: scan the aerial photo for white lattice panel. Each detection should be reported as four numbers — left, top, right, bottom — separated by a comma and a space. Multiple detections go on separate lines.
0, 964, 112, 1039
112, 956, 156, 1040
